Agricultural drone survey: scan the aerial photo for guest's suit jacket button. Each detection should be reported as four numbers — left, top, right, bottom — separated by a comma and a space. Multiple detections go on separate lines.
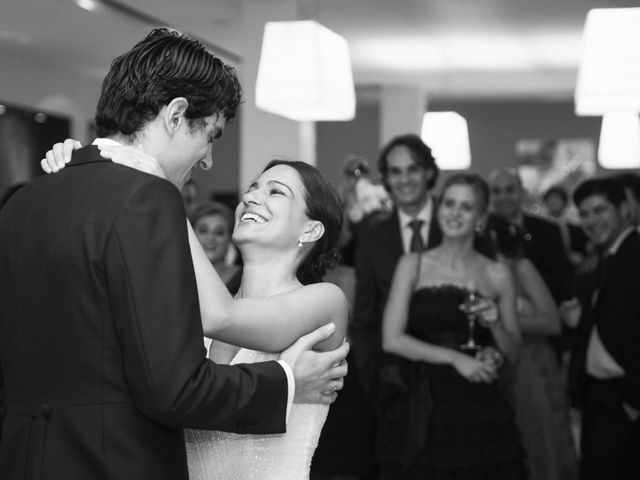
40, 404, 52, 418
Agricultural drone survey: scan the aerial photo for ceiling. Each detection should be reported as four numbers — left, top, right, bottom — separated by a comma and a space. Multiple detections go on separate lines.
2, 0, 639, 101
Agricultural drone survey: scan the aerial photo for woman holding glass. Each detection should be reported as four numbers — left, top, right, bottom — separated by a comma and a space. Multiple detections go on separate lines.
378, 173, 525, 479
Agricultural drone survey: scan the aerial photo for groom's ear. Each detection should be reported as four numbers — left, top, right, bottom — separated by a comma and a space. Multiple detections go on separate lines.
164, 97, 189, 135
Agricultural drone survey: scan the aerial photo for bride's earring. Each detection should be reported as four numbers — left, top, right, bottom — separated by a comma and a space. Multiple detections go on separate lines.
297, 238, 303, 248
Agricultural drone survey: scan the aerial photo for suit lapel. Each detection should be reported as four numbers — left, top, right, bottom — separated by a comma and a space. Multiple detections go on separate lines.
385, 209, 404, 258
594, 231, 637, 309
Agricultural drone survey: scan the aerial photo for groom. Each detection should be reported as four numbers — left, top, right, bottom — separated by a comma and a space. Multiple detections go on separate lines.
0, 29, 348, 479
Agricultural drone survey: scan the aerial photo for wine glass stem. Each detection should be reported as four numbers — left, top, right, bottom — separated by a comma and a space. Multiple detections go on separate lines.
468, 316, 476, 346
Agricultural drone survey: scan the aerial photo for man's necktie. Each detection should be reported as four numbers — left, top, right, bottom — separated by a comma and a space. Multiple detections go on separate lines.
408, 219, 425, 252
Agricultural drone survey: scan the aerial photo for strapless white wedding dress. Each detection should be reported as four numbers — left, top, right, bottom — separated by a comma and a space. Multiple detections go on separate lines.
184, 348, 329, 480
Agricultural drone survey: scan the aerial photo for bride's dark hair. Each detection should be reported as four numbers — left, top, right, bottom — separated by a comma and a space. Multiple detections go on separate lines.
262, 159, 343, 285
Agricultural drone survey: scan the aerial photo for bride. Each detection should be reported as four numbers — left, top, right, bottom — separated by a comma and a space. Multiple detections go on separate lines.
42, 142, 348, 480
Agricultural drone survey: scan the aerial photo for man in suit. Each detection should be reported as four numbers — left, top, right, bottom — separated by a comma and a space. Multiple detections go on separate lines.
350, 134, 439, 476
569, 177, 640, 480
614, 171, 640, 228
0, 29, 347, 480
352, 134, 441, 396
488, 168, 574, 361
488, 168, 573, 303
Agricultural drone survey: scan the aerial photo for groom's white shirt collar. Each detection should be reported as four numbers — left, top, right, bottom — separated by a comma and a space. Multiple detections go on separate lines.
92, 138, 121, 147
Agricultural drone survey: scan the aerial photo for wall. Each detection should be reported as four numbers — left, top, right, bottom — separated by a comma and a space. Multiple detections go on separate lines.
428, 99, 604, 181
316, 103, 381, 189
0, 48, 99, 143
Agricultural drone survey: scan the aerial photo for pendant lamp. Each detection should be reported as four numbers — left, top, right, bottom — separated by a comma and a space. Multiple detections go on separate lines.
598, 112, 640, 169
421, 112, 471, 170
575, 8, 640, 115
255, 20, 355, 121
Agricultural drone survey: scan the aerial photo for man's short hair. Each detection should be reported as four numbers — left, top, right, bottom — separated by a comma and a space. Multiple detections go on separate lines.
573, 176, 627, 208
95, 28, 242, 140
378, 133, 439, 190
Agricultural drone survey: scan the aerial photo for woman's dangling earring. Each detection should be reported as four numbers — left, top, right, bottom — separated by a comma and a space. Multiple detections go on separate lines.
475, 223, 483, 233
297, 238, 303, 248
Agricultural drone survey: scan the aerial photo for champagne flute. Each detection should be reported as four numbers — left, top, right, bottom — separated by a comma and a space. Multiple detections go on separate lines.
460, 280, 481, 353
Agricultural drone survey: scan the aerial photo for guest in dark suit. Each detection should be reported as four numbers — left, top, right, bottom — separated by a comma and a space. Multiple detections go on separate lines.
488, 168, 573, 303
542, 184, 590, 267
488, 168, 574, 362
352, 134, 441, 398
614, 172, 640, 228
350, 134, 442, 477
0, 28, 346, 480
569, 177, 640, 480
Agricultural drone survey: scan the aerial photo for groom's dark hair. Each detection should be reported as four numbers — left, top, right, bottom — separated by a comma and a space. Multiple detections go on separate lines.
95, 28, 242, 141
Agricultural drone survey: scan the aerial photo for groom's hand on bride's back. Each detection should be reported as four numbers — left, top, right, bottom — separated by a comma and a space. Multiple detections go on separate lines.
279, 323, 349, 405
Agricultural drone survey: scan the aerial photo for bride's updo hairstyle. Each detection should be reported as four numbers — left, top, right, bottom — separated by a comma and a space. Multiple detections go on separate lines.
262, 159, 343, 285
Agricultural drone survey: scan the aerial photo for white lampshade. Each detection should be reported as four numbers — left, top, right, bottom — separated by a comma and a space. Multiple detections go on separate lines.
575, 8, 640, 115
598, 113, 640, 169
421, 112, 471, 170
255, 20, 355, 121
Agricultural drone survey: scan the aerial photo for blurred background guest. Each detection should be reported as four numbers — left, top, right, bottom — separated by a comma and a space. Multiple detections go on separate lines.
488, 168, 574, 365
181, 178, 199, 217
613, 172, 640, 229
377, 173, 525, 479
311, 156, 383, 480
569, 177, 640, 480
189, 201, 242, 296
486, 215, 577, 480
352, 134, 441, 402
542, 184, 590, 268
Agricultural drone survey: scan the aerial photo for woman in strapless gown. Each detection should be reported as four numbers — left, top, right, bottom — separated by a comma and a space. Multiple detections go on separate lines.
379, 173, 526, 479
180, 159, 348, 480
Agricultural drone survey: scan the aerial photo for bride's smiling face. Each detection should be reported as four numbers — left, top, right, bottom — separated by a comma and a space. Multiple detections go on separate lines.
233, 164, 310, 249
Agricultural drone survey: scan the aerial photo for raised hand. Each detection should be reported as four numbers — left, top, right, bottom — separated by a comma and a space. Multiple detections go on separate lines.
461, 296, 499, 328
41, 138, 82, 173
279, 323, 350, 405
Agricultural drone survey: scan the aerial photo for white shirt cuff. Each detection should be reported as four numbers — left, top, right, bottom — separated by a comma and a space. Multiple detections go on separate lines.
277, 360, 295, 424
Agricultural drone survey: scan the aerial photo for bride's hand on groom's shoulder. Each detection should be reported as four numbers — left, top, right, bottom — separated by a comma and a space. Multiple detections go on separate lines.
41, 138, 166, 180
279, 323, 349, 406
41, 138, 82, 173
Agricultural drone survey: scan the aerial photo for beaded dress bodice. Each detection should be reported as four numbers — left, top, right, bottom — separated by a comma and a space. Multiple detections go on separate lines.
184, 348, 329, 480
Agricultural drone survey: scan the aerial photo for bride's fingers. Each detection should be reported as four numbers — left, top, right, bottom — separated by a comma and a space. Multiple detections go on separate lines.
42, 143, 64, 173
61, 138, 81, 163
41, 157, 53, 174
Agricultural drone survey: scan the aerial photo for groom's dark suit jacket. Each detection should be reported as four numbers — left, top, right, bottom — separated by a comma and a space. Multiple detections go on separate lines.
0, 147, 288, 480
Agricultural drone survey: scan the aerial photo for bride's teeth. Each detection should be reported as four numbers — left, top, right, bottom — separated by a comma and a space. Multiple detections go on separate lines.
241, 213, 266, 223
